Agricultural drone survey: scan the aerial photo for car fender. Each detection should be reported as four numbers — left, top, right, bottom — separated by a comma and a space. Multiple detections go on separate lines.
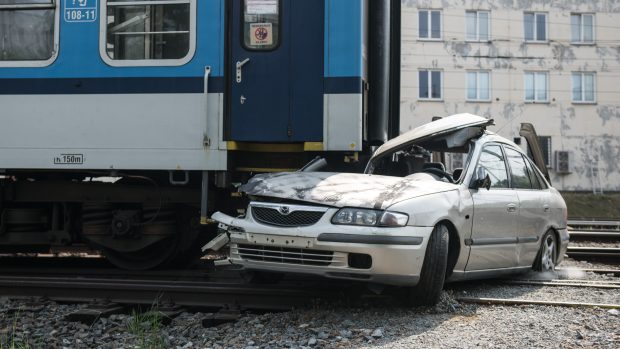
386, 187, 474, 274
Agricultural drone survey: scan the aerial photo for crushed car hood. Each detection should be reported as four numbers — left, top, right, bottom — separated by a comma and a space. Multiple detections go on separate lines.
240, 172, 457, 210
371, 113, 493, 160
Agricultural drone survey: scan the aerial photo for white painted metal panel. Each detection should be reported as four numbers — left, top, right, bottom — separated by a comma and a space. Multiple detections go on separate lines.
0, 93, 226, 170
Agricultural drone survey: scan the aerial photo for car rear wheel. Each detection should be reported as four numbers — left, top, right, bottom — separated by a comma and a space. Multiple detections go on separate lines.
405, 223, 449, 306
533, 230, 557, 272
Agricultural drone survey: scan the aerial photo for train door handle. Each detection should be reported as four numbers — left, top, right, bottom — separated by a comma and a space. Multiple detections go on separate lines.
507, 203, 517, 213
236, 58, 250, 83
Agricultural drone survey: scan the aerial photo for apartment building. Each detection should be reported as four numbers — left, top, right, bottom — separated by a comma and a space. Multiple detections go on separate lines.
400, 0, 620, 192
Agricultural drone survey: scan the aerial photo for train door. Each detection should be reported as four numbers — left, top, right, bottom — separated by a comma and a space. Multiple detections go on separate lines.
228, 0, 324, 142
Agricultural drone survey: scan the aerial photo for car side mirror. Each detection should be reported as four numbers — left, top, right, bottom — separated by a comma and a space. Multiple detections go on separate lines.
471, 168, 491, 190
476, 174, 491, 190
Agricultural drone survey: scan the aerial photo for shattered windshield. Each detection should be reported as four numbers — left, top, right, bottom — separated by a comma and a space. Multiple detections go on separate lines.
368, 143, 473, 183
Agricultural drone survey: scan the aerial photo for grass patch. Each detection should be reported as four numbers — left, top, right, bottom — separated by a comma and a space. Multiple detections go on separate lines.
561, 192, 620, 219
1, 313, 37, 349
127, 307, 166, 349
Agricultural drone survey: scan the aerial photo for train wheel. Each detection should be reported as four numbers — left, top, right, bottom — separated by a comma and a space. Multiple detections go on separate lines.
84, 204, 205, 270
101, 237, 180, 270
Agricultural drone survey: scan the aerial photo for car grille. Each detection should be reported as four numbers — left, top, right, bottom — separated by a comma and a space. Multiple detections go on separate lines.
251, 206, 324, 227
237, 244, 334, 266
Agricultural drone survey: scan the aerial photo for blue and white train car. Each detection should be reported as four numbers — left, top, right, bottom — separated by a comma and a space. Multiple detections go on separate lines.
0, 0, 400, 269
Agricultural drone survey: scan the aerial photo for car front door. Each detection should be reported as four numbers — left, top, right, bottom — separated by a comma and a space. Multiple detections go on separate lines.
467, 144, 519, 270
504, 146, 551, 266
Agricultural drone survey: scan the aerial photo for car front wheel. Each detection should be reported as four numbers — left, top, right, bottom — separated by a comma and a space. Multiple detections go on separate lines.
405, 223, 449, 306
533, 230, 557, 272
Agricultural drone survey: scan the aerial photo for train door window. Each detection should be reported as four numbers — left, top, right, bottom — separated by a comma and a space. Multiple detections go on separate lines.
0, 0, 59, 67
100, 0, 196, 66
242, 0, 280, 51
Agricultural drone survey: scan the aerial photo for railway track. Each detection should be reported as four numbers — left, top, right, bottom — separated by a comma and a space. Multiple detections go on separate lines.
503, 279, 620, 289
566, 246, 620, 258
568, 219, 620, 239
457, 297, 620, 309
0, 274, 350, 312
566, 219, 619, 262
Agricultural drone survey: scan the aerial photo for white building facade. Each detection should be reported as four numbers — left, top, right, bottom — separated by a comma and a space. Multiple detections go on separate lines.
400, 0, 620, 192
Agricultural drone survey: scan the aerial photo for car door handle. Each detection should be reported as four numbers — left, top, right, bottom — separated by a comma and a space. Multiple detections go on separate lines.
507, 203, 517, 212
543, 205, 550, 212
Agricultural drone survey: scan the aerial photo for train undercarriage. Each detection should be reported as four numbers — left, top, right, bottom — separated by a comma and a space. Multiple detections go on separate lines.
0, 171, 224, 270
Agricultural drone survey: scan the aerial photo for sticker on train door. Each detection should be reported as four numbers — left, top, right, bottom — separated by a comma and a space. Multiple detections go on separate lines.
246, 0, 278, 15
64, 0, 98, 23
249, 23, 273, 46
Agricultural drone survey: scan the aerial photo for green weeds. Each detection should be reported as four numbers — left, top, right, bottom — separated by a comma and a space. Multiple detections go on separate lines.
126, 306, 166, 349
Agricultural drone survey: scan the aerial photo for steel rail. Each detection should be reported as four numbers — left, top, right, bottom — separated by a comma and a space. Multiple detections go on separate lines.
568, 230, 620, 237
566, 246, 620, 258
555, 268, 620, 276
457, 297, 620, 309
0, 275, 341, 311
502, 280, 620, 289
568, 220, 620, 227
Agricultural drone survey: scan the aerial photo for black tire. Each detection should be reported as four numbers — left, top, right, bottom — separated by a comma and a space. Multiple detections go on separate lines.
533, 230, 557, 272
405, 224, 449, 306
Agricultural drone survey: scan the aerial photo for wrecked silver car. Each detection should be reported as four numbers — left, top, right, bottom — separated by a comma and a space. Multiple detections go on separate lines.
211, 113, 569, 305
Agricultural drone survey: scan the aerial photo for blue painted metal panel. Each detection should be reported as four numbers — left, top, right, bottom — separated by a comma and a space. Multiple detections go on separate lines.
289, 0, 324, 141
324, 0, 363, 78
0, 0, 224, 79
229, 0, 324, 142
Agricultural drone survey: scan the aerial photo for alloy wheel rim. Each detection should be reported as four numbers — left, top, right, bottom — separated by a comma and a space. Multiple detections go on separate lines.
541, 235, 556, 271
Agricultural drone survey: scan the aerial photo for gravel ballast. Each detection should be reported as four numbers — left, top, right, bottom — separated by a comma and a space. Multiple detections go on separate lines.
0, 260, 618, 349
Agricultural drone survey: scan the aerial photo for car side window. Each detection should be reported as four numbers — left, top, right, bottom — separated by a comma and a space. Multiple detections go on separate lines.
525, 156, 548, 189
505, 147, 532, 189
476, 144, 509, 188
522, 154, 542, 189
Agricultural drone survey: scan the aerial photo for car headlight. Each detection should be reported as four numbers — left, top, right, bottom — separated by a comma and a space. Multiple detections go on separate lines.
331, 208, 409, 227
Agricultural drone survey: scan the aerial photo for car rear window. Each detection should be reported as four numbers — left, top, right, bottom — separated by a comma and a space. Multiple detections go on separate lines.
505, 147, 532, 189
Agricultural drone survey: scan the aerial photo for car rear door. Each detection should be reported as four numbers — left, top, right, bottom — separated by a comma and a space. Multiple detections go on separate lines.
504, 146, 551, 266
467, 144, 519, 270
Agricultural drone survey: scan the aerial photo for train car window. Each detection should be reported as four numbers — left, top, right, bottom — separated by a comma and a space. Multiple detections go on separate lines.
0, 0, 58, 65
101, 0, 196, 66
243, 0, 279, 51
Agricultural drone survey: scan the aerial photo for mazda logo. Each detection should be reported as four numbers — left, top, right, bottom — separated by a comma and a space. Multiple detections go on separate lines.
278, 206, 290, 215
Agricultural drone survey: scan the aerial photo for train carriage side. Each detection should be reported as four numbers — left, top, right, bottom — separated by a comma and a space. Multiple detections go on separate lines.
0, 0, 400, 270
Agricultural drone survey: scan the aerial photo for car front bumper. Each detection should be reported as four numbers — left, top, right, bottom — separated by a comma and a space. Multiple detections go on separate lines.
211, 209, 434, 287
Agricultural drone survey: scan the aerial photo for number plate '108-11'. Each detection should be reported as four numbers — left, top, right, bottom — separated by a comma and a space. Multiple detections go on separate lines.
54, 154, 84, 165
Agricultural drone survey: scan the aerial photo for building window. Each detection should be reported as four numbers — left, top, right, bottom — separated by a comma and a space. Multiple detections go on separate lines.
418, 10, 441, 40
467, 71, 490, 101
524, 71, 548, 102
0, 0, 58, 65
466, 10, 490, 41
528, 136, 552, 168
101, 0, 196, 66
524, 12, 547, 42
572, 72, 595, 103
571, 13, 594, 43
419, 70, 442, 100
